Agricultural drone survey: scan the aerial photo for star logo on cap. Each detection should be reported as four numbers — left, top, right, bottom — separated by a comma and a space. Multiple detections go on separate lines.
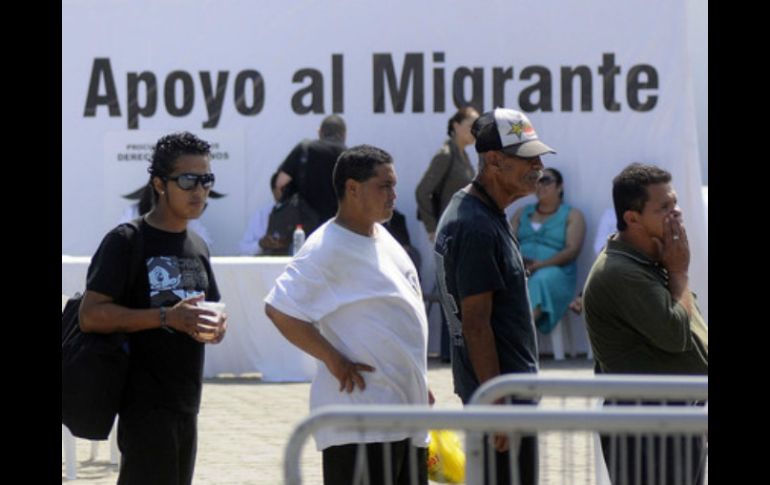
507, 120, 525, 139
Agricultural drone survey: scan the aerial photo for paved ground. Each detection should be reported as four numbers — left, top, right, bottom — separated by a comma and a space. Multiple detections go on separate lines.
62, 357, 597, 484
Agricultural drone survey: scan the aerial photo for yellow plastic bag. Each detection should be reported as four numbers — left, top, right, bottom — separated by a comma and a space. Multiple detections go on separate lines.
427, 429, 465, 483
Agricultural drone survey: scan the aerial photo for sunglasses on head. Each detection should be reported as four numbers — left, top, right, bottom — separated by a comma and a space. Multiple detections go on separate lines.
537, 176, 555, 185
164, 173, 216, 190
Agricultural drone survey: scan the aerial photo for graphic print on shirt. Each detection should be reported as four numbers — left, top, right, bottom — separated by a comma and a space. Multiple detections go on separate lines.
147, 256, 209, 307
434, 235, 465, 346
406, 268, 421, 298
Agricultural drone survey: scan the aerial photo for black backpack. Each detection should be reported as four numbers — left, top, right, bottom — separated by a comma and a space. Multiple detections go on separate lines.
61, 220, 145, 440
264, 140, 321, 255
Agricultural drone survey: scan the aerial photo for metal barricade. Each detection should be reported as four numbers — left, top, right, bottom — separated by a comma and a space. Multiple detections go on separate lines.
283, 403, 707, 485
466, 374, 708, 485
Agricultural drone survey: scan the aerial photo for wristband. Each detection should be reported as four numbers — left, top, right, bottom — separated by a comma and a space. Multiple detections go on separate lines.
159, 307, 173, 333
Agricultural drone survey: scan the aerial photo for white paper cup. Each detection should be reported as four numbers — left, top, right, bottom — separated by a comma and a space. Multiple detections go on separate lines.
197, 301, 225, 341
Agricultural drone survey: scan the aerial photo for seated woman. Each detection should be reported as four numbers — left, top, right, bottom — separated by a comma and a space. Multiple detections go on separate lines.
510, 168, 586, 335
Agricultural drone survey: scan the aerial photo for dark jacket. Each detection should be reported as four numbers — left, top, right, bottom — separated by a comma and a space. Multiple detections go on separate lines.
415, 139, 475, 233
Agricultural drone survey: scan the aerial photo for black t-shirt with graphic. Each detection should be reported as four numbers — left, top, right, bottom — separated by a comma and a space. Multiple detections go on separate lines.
86, 220, 220, 415
279, 138, 346, 222
434, 190, 538, 404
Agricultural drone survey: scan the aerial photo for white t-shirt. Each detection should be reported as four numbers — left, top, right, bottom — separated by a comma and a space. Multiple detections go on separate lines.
265, 220, 430, 451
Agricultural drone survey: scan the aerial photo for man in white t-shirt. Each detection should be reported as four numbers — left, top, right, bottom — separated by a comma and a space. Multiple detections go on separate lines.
265, 144, 430, 485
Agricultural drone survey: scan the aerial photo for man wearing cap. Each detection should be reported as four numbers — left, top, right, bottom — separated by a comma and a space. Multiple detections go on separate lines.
434, 108, 555, 485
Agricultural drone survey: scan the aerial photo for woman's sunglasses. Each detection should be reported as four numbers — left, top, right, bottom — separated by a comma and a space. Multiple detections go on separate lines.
537, 176, 555, 185
164, 173, 216, 190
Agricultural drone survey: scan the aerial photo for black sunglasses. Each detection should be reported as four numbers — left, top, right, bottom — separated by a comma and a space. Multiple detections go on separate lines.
164, 173, 216, 190
537, 176, 555, 185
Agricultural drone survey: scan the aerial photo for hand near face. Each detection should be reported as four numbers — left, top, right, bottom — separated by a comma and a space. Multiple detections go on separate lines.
658, 215, 690, 274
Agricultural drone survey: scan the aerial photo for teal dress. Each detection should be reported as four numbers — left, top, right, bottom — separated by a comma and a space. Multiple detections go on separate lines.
517, 203, 577, 334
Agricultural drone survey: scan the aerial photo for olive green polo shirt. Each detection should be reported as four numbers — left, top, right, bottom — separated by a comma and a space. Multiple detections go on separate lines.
583, 238, 708, 375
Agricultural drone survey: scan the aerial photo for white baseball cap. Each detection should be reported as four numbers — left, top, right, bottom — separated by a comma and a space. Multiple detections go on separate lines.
472, 108, 556, 157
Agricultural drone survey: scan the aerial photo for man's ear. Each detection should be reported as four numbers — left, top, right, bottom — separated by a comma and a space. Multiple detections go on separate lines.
622, 209, 639, 227
151, 176, 165, 196
345, 179, 358, 199
485, 151, 503, 170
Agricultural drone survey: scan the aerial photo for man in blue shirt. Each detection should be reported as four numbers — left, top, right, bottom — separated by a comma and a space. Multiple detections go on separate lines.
434, 108, 555, 485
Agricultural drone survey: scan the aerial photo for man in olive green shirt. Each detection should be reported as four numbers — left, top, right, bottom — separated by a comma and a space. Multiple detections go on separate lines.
583, 163, 707, 485
584, 163, 707, 373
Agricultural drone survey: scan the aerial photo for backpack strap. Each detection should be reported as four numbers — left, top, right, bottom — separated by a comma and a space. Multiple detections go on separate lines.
63, 219, 146, 347
120, 218, 147, 306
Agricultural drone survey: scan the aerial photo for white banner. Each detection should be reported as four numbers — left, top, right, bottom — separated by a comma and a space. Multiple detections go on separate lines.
62, 0, 707, 319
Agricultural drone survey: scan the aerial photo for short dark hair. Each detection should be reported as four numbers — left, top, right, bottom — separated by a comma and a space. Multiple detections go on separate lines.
148, 131, 211, 178
320, 115, 346, 141
147, 132, 211, 201
333, 145, 393, 201
612, 163, 672, 231
447, 105, 479, 137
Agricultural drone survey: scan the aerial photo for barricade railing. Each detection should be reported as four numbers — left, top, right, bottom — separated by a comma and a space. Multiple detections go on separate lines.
283, 403, 707, 485
465, 374, 708, 485
469, 374, 708, 404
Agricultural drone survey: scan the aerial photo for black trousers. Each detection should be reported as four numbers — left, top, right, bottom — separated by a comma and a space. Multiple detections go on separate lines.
600, 434, 706, 485
482, 434, 538, 485
600, 400, 706, 485
322, 438, 427, 485
439, 310, 451, 362
117, 406, 198, 485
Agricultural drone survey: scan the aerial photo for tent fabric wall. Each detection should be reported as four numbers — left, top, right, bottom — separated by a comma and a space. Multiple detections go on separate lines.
62, 0, 707, 320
